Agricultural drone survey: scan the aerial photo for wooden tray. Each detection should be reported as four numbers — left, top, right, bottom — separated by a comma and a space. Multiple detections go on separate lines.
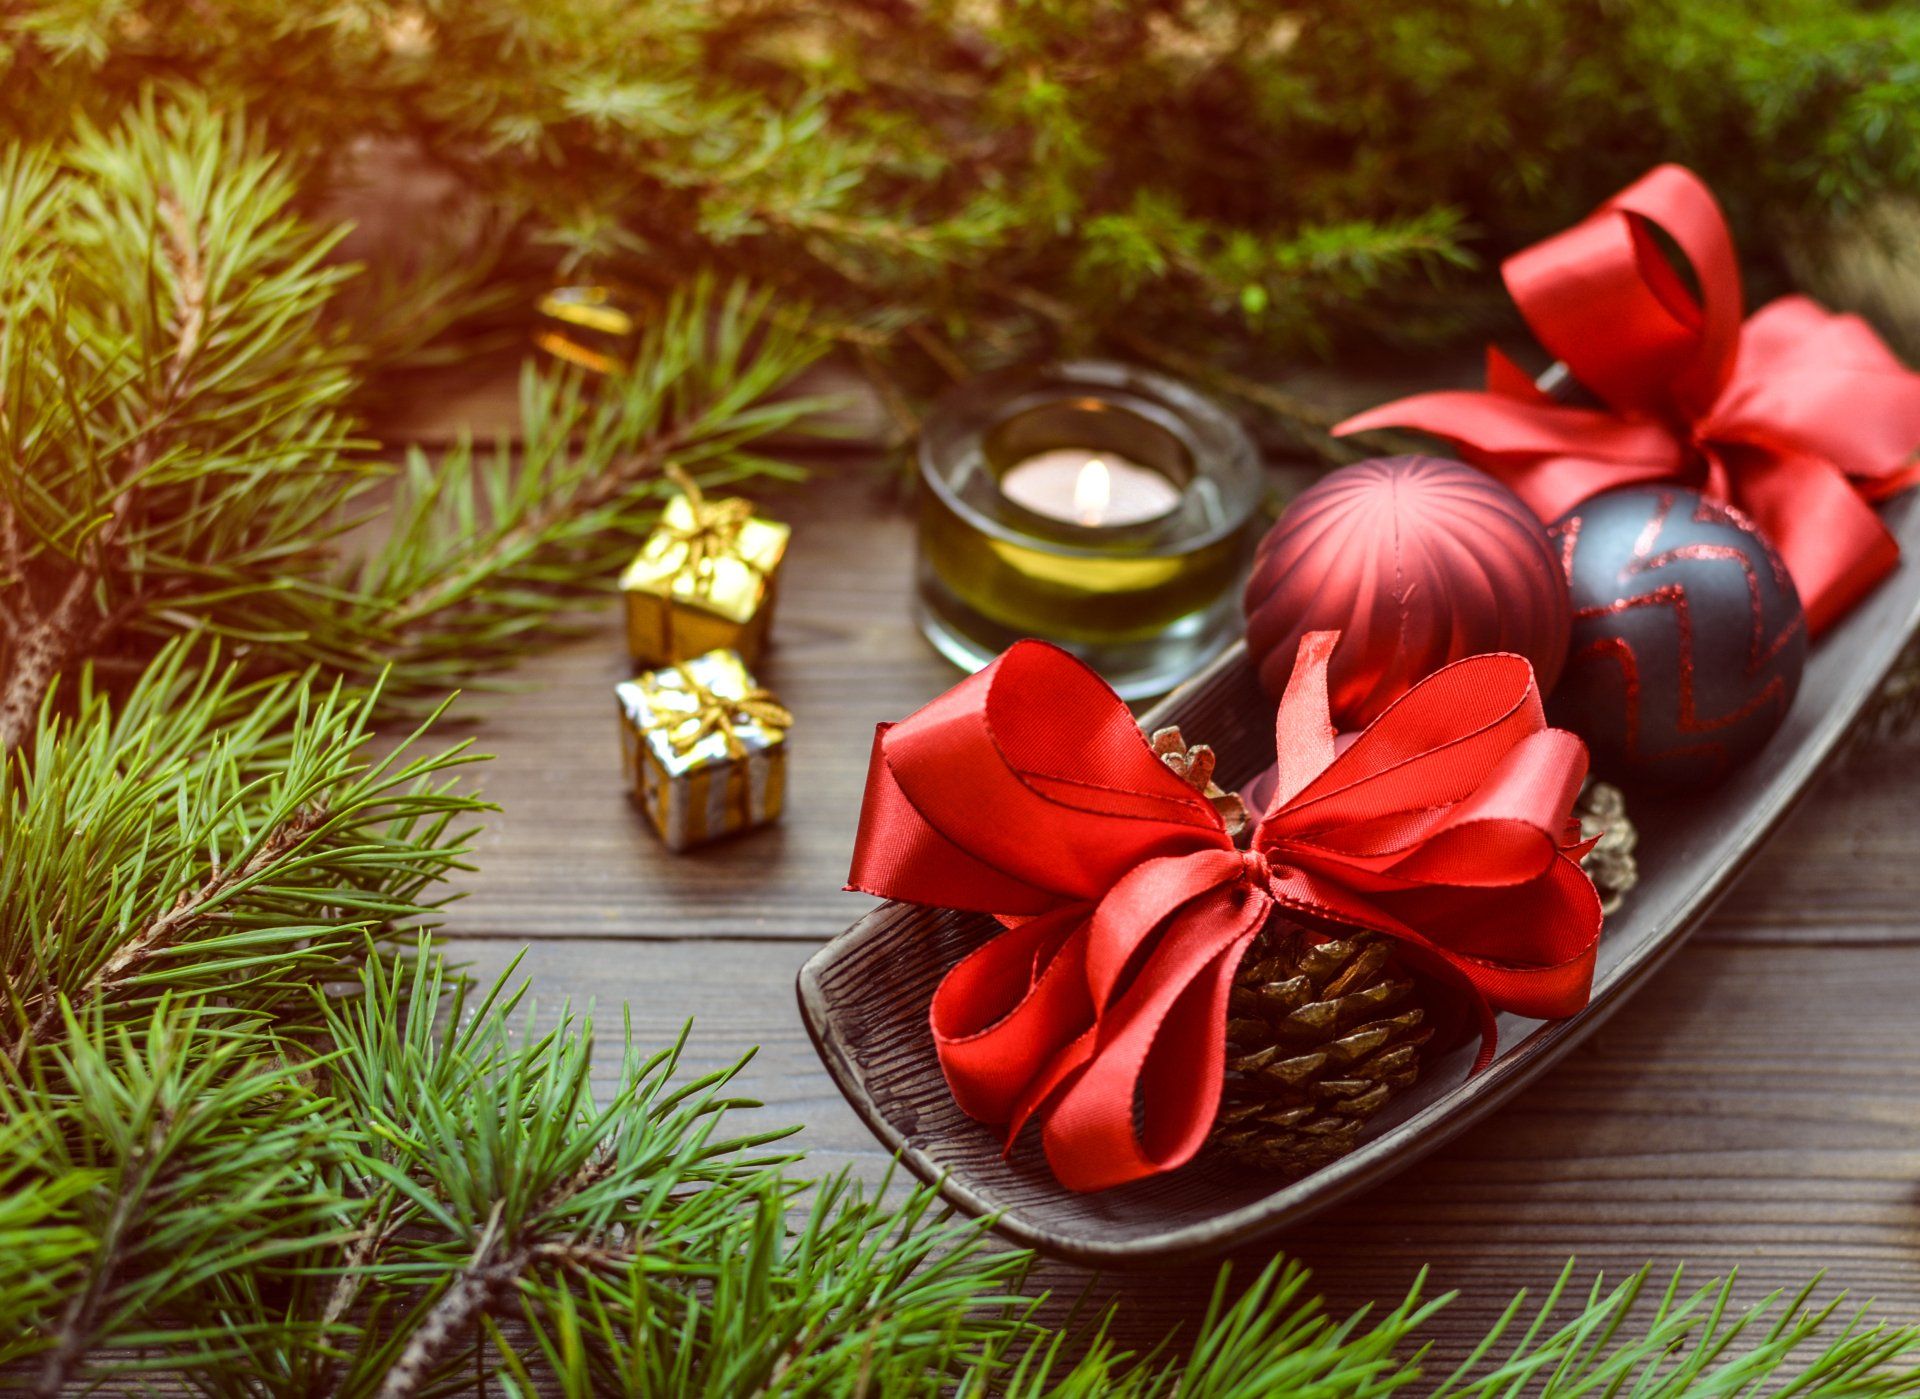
797, 491, 1920, 1268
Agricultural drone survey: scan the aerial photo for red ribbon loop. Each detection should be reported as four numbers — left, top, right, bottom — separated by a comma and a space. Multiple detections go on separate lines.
847, 634, 1603, 1192
1335, 163, 1920, 635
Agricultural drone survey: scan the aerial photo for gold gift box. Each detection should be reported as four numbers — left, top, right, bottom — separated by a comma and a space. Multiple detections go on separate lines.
616, 648, 790, 852
619, 481, 790, 668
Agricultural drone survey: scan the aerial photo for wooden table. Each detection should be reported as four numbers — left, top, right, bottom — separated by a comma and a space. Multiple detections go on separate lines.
431, 455, 1920, 1359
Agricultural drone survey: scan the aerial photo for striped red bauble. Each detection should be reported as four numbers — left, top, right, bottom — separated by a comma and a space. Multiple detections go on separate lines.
1243, 456, 1571, 728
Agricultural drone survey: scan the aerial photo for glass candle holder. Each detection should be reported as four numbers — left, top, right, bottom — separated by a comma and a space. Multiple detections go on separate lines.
916, 360, 1262, 700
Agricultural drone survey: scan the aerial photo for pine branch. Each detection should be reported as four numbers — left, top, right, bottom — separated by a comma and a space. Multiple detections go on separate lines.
3, 999, 357, 1391
7, 805, 329, 1064
375, 1207, 531, 1399
320, 277, 835, 713
266, 947, 790, 1394
0, 101, 830, 748
0, 99, 361, 748
14, 0, 1920, 401
0, 570, 111, 757
0, 643, 486, 1064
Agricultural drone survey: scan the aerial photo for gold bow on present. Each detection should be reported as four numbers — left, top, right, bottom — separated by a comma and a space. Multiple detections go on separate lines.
619, 468, 790, 667
653, 465, 764, 599
616, 646, 792, 852
642, 661, 793, 761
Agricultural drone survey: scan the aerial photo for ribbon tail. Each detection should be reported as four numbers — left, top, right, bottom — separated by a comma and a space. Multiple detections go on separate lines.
1335, 392, 1685, 524
1003, 848, 1252, 1161
1430, 856, 1602, 1024
1039, 885, 1270, 1191
1732, 450, 1899, 637
931, 905, 1096, 1124
1268, 631, 1341, 814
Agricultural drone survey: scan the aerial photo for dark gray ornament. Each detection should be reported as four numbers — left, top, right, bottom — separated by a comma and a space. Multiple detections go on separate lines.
1549, 486, 1806, 791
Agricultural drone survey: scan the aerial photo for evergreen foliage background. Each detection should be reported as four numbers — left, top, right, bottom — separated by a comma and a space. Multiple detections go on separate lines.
9, 0, 1920, 408
4, 3, 1920, 1390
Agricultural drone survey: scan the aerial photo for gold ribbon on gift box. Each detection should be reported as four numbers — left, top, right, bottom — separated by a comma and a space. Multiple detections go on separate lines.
616, 648, 790, 851
645, 661, 793, 761
619, 466, 790, 666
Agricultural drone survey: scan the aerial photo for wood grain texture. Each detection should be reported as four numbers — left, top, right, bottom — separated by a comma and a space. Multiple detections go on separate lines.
430, 462, 1920, 1352
441, 461, 982, 943
439, 932, 1920, 1352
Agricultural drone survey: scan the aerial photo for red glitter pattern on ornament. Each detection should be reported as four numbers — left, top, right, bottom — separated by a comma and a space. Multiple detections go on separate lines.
1555, 515, 1583, 579
1573, 635, 1723, 771
1634, 544, 1784, 677
1567, 553, 1796, 769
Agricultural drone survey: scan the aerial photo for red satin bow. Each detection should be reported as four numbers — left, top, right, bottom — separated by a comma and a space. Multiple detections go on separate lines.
847, 634, 1602, 1192
1335, 164, 1920, 636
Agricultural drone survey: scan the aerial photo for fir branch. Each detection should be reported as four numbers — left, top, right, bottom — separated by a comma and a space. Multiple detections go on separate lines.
0, 570, 112, 758
271, 947, 791, 1394
0, 102, 831, 745
0, 99, 361, 748
376, 1206, 530, 1399
4, 999, 355, 1392
0, 643, 486, 1063
322, 277, 834, 712
13, 0, 1920, 405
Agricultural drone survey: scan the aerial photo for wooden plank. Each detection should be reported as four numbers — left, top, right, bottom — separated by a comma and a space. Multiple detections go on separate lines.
415, 434, 1920, 1366
440, 464, 1920, 947
439, 932, 1920, 1356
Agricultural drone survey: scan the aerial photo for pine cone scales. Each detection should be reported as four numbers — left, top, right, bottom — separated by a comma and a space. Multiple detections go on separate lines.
1209, 925, 1433, 1175
1208, 781, 1640, 1177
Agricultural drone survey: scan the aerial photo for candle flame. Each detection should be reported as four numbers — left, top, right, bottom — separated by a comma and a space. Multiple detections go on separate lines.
1073, 457, 1111, 526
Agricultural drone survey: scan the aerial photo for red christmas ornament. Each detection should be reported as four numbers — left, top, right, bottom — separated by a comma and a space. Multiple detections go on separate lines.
1244, 456, 1571, 726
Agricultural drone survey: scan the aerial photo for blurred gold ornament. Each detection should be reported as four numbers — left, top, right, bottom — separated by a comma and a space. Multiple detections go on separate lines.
535, 283, 654, 374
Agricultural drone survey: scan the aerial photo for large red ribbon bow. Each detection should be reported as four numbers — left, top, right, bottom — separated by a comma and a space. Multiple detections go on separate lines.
1335, 164, 1920, 636
847, 634, 1602, 1192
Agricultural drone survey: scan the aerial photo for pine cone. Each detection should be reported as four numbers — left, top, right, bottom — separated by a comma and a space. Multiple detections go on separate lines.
1208, 922, 1433, 1176
1210, 785, 1639, 1176
1576, 780, 1639, 915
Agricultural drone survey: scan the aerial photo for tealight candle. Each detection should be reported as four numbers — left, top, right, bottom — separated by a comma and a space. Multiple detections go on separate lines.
915, 361, 1261, 699
999, 449, 1183, 528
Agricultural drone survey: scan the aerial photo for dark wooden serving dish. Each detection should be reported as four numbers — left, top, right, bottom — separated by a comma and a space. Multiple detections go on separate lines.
798, 490, 1920, 1268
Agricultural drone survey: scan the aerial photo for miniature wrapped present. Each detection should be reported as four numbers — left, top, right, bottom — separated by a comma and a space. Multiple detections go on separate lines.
619, 466, 790, 668
616, 648, 791, 851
